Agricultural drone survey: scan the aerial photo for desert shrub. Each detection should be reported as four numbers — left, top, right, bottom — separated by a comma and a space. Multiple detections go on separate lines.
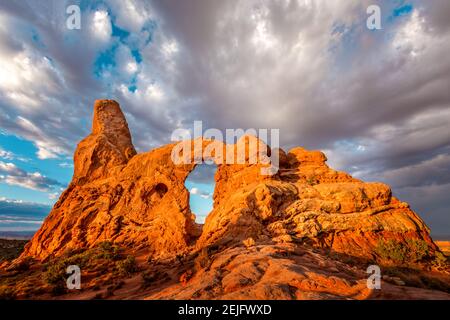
142, 270, 156, 285
44, 260, 69, 295
45, 261, 67, 286
50, 283, 67, 296
115, 256, 138, 276
98, 241, 113, 251
406, 239, 429, 262
95, 241, 123, 260
43, 243, 135, 293
432, 251, 448, 269
44, 248, 94, 287
194, 248, 212, 271
376, 239, 408, 264
306, 176, 317, 186
376, 239, 431, 264
142, 270, 169, 287
0, 286, 16, 300
45, 242, 124, 285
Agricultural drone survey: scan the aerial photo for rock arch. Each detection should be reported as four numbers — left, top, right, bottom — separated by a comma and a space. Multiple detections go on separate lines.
21, 100, 439, 264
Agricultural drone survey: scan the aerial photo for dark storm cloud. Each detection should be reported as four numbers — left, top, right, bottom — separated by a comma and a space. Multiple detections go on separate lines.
396, 183, 450, 238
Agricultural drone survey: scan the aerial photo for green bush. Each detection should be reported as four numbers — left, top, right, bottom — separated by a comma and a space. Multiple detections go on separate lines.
376, 239, 408, 264
43, 243, 136, 293
45, 245, 103, 286
115, 256, 138, 276
0, 286, 16, 300
406, 239, 429, 262
194, 248, 212, 271
45, 261, 67, 286
305, 176, 317, 186
432, 251, 448, 269
376, 239, 431, 264
142, 270, 157, 286
94, 241, 123, 260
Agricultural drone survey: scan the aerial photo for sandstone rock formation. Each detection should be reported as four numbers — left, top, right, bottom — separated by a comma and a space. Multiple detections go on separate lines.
21, 100, 439, 266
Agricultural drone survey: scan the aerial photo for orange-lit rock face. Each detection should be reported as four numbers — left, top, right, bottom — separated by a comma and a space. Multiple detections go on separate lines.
21, 100, 438, 262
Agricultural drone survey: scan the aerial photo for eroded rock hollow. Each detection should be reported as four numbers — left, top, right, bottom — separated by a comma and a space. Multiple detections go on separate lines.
21, 100, 438, 262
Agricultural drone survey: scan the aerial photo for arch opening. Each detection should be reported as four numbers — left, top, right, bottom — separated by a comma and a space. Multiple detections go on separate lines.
185, 163, 217, 224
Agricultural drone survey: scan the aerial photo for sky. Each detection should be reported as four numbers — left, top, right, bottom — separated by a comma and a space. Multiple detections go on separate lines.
0, 0, 449, 235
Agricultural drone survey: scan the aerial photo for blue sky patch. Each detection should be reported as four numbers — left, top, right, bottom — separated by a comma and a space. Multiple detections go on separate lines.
393, 3, 413, 17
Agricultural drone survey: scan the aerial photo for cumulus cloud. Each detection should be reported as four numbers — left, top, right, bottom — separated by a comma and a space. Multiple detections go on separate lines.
91, 10, 112, 42
58, 162, 74, 168
0, 197, 24, 204
48, 192, 60, 200
0, 161, 61, 191
0, 148, 14, 160
108, 0, 153, 32
0, 147, 29, 162
190, 187, 212, 199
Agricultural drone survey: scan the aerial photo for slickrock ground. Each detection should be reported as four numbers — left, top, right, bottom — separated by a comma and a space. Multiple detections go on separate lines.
1, 241, 449, 300
1, 100, 449, 300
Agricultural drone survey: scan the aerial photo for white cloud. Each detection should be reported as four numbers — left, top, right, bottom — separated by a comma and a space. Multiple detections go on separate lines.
91, 10, 112, 42
0, 197, 23, 204
109, 0, 152, 32
190, 187, 212, 199
0, 161, 60, 191
48, 192, 59, 200
161, 39, 179, 57
16, 116, 65, 159
126, 61, 138, 73
115, 44, 139, 77
0, 161, 22, 176
145, 84, 164, 100
0, 51, 61, 107
0, 148, 14, 160
392, 9, 427, 57
58, 162, 74, 168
